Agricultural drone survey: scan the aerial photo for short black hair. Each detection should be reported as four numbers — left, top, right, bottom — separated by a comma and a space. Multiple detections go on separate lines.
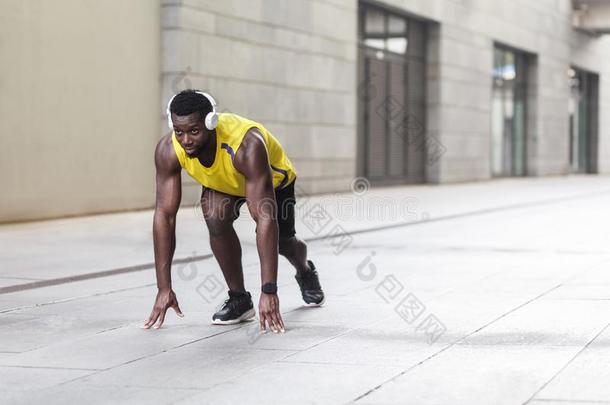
169, 89, 213, 123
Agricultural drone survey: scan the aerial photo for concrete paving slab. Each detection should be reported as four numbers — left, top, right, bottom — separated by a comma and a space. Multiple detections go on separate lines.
279, 325, 442, 367
198, 321, 351, 351
357, 345, 579, 405
4, 384, 199, 405
0, 365, 95, 391
77, 345, 297, 390
0, 352, 19, 361
461, 299, 610, 347
0, 270, 155, 312
533, 325, 610, 403
174, 362, 405, 405
529, 401, 610, 405
0, 300, 33, 312
545, 283, 610, 300
281, 300, 395, 327
0, 322, 247, 370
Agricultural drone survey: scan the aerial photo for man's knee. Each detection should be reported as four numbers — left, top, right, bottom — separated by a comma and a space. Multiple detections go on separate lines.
206, 217, 234, 238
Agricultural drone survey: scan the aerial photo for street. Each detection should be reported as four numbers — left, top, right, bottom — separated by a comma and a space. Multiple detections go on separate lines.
2, 175, 610, 404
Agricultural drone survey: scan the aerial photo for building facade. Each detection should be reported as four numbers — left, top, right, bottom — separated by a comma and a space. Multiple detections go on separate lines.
2, 0, 610, 222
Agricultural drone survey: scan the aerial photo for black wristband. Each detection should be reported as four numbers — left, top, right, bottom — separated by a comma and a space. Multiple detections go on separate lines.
261, 282, 277, 294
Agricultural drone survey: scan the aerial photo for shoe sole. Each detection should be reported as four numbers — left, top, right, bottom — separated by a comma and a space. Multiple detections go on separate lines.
212, 308, 256, 325
302, 297, 326, 307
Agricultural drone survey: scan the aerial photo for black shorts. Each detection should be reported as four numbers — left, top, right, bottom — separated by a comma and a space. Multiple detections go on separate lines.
234, 180, 296, 239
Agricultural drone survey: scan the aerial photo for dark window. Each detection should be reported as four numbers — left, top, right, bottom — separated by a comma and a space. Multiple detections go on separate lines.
491, 45, 528, 177
568, 67, 599, 173
357, 3, 427, 184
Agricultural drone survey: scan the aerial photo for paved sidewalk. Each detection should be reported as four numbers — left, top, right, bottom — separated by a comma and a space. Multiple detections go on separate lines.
2, 175, 610, 404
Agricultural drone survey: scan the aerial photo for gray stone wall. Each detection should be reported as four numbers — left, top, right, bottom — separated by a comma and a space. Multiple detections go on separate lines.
161, 0, 359, 203
162, 0, 610, 193
371, 0, 610, 182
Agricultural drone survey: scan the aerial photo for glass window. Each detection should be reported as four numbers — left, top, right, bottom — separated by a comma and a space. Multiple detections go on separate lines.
364, 38, 385, 50
362, 7, 408, 55
388, 15, 406, 34
569, 68, 598, 173
491, 45, 528, 177
358, 4, 427, 185
365, 8, 385, 35
386, 38, 407, 54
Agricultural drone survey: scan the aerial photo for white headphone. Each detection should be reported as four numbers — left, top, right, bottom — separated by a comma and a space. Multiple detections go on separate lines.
166, 90, 219, 130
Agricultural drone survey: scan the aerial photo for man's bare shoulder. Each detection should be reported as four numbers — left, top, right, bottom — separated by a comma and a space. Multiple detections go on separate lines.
239, 128, 267, 156
155, 134, 181, 173
234, 128, 269, 177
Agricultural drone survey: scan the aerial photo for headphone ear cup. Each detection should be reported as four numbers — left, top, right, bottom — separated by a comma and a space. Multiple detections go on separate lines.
205, 112, 219, 130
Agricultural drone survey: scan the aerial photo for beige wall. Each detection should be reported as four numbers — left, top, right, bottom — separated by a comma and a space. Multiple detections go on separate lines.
0, 0, 161, 222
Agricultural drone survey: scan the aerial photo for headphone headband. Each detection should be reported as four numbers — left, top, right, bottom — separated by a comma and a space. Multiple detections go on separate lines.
166, 90, 219, 131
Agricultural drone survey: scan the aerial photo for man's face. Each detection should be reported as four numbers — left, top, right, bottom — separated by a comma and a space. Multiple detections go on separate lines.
172, 112, 209, 157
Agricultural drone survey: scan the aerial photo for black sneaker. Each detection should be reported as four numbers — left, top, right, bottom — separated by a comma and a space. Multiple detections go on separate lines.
295, 260, 325, 306
212, 290, 256, 325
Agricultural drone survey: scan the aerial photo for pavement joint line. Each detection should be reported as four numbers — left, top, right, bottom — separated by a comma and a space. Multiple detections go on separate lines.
52, 382, 218, 392
45, 314, 351, 391
0, 254, 213, 295
306, 187, 610, 243
521, 321, 610, 405
50, 323, 262, 388
531, 399, 610, 404
0, 364, 101, 371
0, 283, 156, 314
278, 328, 356, 362
3, 187, 610, 295
277, 359, 397, 367
547, 298, 610, 301
0, 276, 43, 281
94, 324, 133, 335
349, 282, 565, 404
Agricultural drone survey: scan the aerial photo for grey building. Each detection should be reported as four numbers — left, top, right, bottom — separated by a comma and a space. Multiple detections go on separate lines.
2, 0, 610, 221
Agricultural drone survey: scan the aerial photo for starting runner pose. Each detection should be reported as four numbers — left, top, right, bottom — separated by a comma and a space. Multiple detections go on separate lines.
143, 90, 324, 333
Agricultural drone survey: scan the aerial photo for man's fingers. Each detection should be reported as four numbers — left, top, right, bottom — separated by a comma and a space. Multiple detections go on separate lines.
144, 312, 159, 329
259, 313, 267, 333
154, 309, 167, 329
267, 311, 279, 333
145, 309, 157, 325
270, 313, 282, 333
142, 311, 159, 329
173, 303, 184, 317
276, 312, 286, 333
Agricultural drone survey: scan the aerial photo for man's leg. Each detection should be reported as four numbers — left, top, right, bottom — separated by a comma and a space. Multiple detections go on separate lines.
201, 188, 254, 325
279, 236, 310, 275
275, 181, 325, 305
201, 187, 246, 293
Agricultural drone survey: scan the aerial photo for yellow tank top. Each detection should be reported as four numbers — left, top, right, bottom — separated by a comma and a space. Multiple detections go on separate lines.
171, 113, 297, 197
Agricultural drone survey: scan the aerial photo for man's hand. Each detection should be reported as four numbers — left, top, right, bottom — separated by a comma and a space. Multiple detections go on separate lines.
142, 289, 184, 329
259, 293, 285, 334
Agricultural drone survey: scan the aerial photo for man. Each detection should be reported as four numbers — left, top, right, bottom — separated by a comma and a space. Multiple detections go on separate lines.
143, 90, 324, 333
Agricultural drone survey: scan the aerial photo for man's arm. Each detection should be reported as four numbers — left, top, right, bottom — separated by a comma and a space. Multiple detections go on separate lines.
234, 129, 284, 333
143, 135, 184, 329
153, 136, 182, 289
